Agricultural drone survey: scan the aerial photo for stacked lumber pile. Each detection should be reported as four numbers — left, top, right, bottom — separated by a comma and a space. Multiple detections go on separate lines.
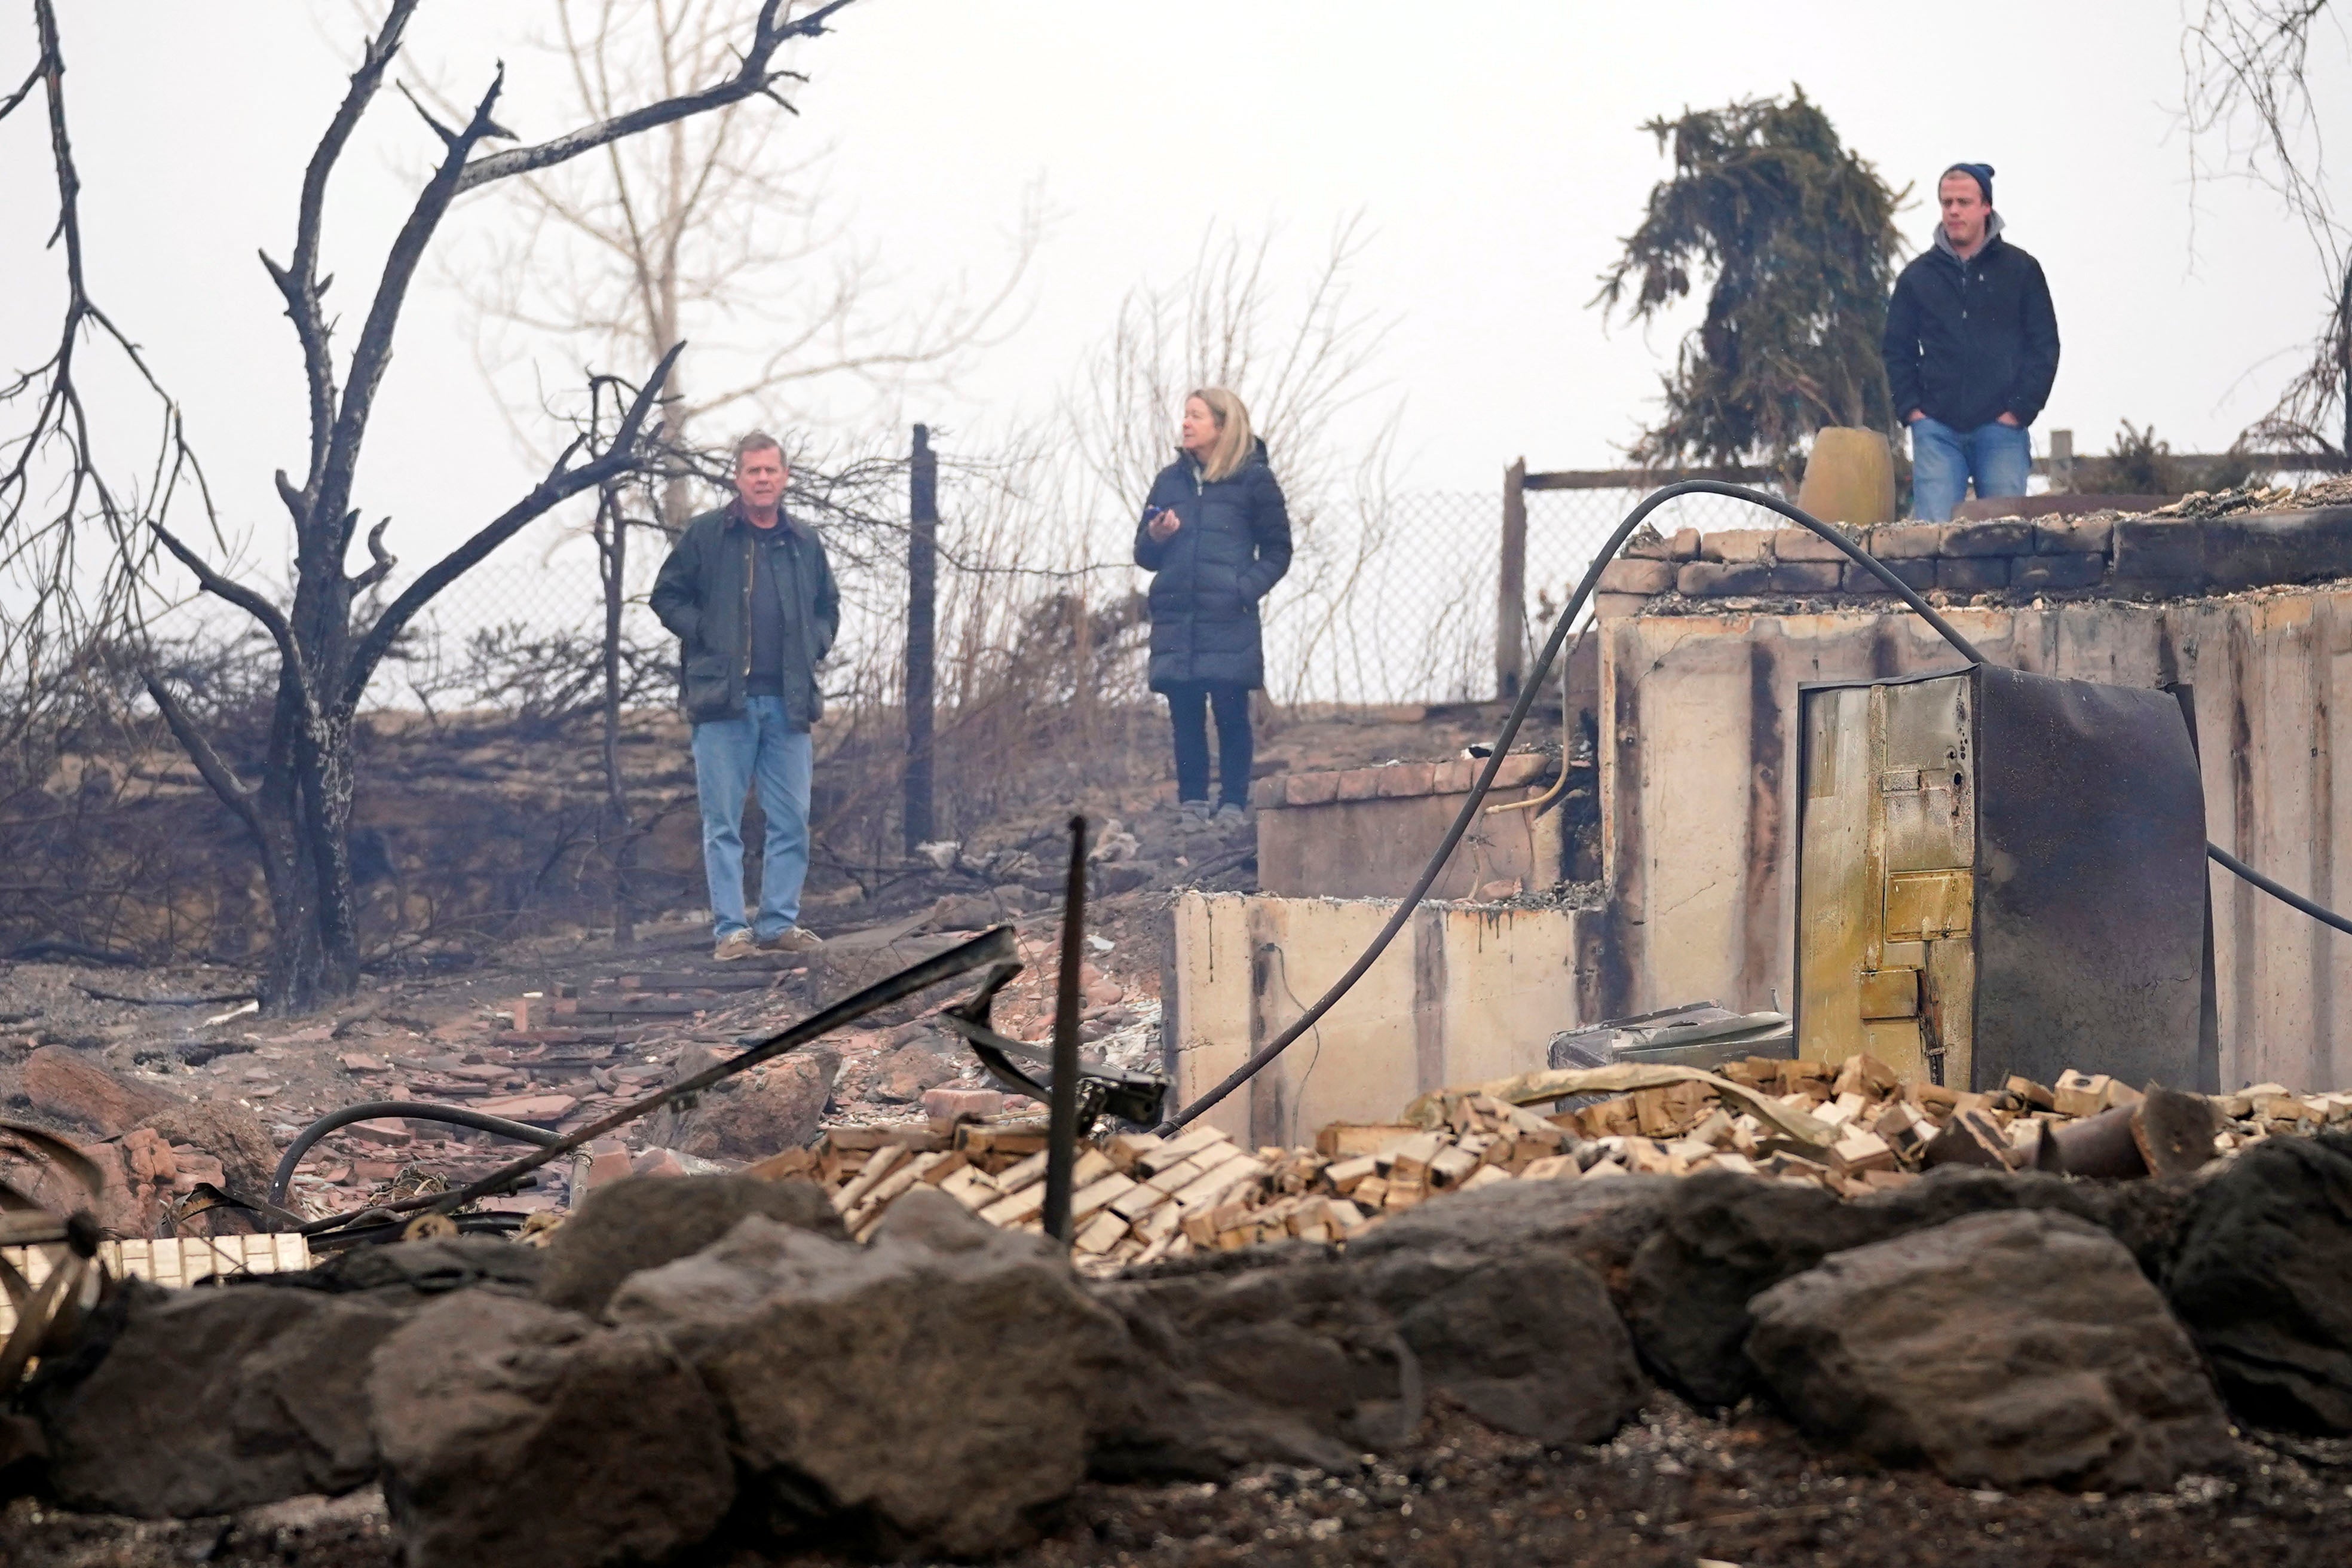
745, 1056, 2352, 1272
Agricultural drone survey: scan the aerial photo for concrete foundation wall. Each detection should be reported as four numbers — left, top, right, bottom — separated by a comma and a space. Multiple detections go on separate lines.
1250, 755, 1561, 901
1166, 891, 1590, 1144
1598, 587, 2352, 1091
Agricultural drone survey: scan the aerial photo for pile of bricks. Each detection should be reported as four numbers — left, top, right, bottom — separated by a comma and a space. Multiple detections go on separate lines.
1592, 495, 2352, 617
1460, 1054, 2352, 1193
742, 1058, 2352, 1274
0, 1233, 313, 1338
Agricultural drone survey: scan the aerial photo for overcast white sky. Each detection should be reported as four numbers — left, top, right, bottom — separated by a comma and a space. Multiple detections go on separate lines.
2, 1, 2346, 577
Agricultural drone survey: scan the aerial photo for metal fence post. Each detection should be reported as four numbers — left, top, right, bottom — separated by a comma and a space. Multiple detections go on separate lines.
904, 425, 938, 855
2050, 428, 2074, 494
1042, 814, 1089, 1244
1496, 457, 1528, 700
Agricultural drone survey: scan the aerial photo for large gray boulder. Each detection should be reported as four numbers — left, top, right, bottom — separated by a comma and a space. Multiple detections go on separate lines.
1746, 1209, 2233, 1492
1097, 1220, 1645, 1472
1625, 1166, 2186, 1408
1094, 1247, 1416, 1478
2166, 1131, 2352, 1432
1355, 1243, 1643, 1446
1348, 1172, 1680, 1291
537, 1172, 844, 1317
368, 1291, 734, 1568
29, 1281, 408, 1516
608, 1188, 1131, 1558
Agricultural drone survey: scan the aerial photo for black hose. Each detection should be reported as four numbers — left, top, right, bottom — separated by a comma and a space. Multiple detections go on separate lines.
2207, 842, 2352, 936
1166, 479, 2352, 1128
269, 1100, 563, 1207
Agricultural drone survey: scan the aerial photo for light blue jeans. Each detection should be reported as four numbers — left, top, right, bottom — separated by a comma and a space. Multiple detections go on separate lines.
1909, 415, 2031, 522
691, 695, 812, 939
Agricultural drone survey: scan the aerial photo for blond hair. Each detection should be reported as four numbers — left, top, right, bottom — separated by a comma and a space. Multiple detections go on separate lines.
1187, 387, 1254, 483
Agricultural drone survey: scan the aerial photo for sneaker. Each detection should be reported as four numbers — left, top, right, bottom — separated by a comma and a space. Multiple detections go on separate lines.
713, 930, 759, 962
1212, 802, 1247, 822
1178, 799, 1212, 820
757, 926, 824, 953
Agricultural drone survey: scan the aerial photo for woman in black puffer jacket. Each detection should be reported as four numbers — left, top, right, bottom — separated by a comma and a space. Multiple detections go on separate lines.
1134, 387, 1293, 819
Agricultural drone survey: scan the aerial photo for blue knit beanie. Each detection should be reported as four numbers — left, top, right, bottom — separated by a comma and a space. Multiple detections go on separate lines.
1941, 163, 1995, 204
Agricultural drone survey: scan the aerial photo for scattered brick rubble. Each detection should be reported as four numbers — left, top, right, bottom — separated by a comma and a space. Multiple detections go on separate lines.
751, 1052, 2348, 1278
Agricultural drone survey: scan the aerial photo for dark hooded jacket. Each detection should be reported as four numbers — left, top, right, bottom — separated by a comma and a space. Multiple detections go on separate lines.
1134, 439, 1292, 691
1882, 215, 2060, 432
649, 501, 839, 727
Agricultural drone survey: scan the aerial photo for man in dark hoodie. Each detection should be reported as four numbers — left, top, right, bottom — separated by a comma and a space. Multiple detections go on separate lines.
1881, 163, 2060, 522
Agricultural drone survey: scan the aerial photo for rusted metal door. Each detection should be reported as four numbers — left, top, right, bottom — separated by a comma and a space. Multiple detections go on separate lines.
1798, 665, 2206, 1091
1797, 672, 1976, 1085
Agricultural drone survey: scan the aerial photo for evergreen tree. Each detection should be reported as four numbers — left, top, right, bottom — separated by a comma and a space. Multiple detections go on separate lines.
1595, 90, 1906, 473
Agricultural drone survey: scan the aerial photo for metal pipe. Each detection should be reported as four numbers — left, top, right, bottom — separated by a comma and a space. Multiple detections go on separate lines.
1042, 814, 1088, 1244
1487, 657, 1578, 817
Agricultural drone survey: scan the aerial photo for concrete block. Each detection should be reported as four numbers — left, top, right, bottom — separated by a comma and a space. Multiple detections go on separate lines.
1284, 771, 1340, 807
1941, 521, 2032, 558
1336, 768, 1382, 802
1493, 753, 1549, 789
1677, 561, 1774, 596
2197, 506, 2352, 592
1843, 557, 1937, 595
2011, 553, 2108, 592
1432, 758, 1478, 793
1597, 558, 1673, 595
1936, 557, 2010, 592
920, 1088, 1005, 1121
1699, 529, 1775, 565
2111, 519, 2205, 583
1867, 523, 1945, 559
1772, 529, 1850, 562
2034, 516, 2113, 556
1670, 526, 1702, 561
1768, 562, 1843, 594
1592, 592, 1650, 621
1249, 777, 1284, 808
1376, 762, 1437, 798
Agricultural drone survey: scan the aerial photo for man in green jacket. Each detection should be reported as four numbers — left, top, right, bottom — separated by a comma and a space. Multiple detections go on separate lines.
650, 431, 840, 960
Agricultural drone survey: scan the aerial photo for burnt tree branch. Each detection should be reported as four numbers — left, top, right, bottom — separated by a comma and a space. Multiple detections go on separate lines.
137, 672, 267, 852
339, 342, 684, 708
258, 0, 416, 516
450, 0, 856, 194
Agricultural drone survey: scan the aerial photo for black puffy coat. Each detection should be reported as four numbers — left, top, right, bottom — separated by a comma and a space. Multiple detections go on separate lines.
1881, 220, 2060, 431
1133, 441, 1292, 691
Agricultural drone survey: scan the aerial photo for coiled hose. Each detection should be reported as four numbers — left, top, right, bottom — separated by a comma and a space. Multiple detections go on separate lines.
270, 1100, 563, 1207
1166, 480, 2352, 1128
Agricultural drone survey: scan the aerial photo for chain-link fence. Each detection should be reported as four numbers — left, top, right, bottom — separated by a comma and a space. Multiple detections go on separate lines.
347, 476, 1799, 714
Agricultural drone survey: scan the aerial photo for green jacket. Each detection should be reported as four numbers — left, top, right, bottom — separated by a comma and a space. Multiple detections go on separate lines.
649, 503, 840, 727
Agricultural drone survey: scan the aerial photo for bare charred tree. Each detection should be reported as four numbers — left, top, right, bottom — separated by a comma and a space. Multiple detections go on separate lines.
445, 0, 1033, 528
2183, 1, 2351, 457
1, 0, 866, 1010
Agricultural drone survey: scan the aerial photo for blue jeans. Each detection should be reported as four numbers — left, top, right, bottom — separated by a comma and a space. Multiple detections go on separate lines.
1908, 415, 2031, 522
691, 695, 812, 939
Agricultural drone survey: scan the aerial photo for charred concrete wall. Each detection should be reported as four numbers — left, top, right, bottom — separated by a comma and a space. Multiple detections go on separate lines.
1167, 892, 1592, 1145
1249, 754, 1564, 902
1598, 584, 2352, 1092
